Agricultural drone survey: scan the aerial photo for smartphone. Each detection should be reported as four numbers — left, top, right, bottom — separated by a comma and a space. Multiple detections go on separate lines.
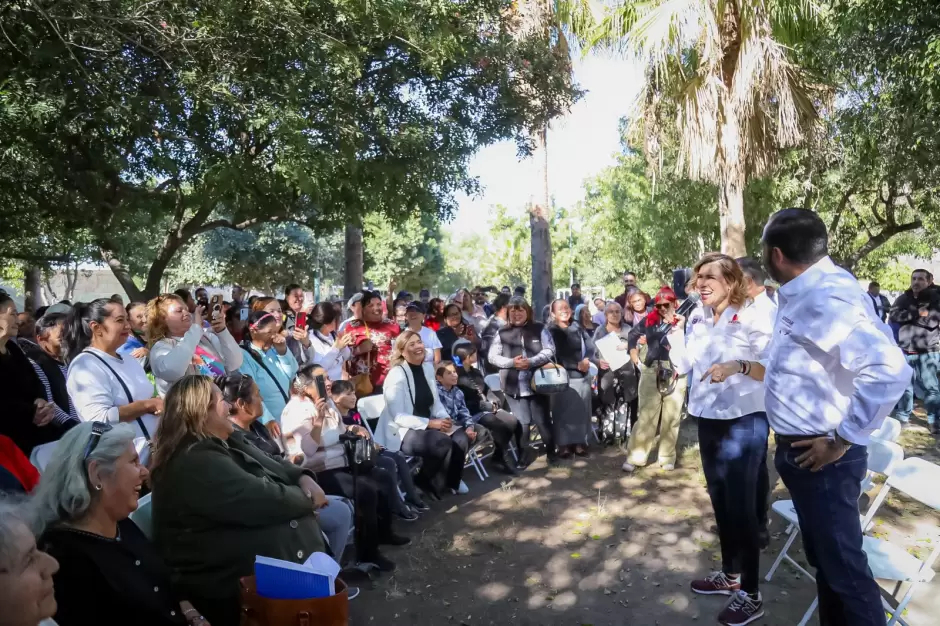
239, 307, 249, 322
314, 374, 328, 400
209, 294, 224, 320
296, 311, 307, 330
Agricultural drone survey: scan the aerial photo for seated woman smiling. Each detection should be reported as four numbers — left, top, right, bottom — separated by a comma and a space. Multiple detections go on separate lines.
149, 376, 327, 626
33, 421, 203, 626
377, 331, 467, 499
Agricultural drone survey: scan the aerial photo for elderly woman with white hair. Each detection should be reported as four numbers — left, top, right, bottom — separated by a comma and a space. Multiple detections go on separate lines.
32, 422, 207, 626
0, 495, 60, 626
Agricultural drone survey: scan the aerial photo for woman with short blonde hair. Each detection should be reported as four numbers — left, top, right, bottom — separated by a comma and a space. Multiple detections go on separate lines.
658, 252, 773, 623
147, 294, 242, 398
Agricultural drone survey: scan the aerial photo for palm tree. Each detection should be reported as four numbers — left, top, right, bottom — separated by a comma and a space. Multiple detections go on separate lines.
594, 0, 819, 256
511, 0, 599, 312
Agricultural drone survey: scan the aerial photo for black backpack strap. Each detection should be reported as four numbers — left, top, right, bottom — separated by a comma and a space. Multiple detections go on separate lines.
241, 345, 290, 403
83, 351, 152, 441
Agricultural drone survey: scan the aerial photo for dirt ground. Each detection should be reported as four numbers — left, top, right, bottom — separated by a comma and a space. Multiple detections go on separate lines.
348, 412, 940, 626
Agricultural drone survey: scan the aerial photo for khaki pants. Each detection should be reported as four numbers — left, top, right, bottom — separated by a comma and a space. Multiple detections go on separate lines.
625, 362, 687, 466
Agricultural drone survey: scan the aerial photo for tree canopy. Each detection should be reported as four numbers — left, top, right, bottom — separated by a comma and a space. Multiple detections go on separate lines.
0, 0, 578, 299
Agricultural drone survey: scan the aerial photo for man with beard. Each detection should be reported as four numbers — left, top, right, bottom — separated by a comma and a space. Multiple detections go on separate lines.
889, 268, 940, 433
761, 208, 910, 626
614, 271, 639, 310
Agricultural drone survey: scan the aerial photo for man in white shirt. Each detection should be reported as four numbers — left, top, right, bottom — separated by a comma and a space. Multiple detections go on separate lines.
737, 257, 777, 547
761, 208, 911, 626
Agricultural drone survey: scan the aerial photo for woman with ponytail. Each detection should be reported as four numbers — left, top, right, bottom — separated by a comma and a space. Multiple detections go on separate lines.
65, 299, 163, 465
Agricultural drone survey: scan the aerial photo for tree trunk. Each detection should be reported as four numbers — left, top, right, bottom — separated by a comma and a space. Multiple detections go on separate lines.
23, 266, 43, 313
98, 243, 144, 302
344, 223, 364, 299
717, 108, 747, 258
529, 126, 553, 313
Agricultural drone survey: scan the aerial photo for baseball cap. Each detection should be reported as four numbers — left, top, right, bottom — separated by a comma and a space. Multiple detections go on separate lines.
396, 290, 412, 300
45, 302, 73, 315
405, 302, 425, 314
346, 292, 364, 311
419, 289, 430, 298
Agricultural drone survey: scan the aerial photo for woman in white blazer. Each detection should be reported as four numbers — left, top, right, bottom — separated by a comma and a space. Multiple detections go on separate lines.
377, 330, 469, 498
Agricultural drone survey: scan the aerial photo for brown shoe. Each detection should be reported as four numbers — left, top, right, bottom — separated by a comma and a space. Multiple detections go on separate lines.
690, 571, 741, 596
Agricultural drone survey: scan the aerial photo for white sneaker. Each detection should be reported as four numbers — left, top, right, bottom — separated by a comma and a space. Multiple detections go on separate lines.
661, 463, 675, 471
621, 462, 636, 473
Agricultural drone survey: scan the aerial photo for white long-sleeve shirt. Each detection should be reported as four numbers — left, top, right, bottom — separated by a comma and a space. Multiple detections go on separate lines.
149, 325, 243, 396
308, 330, 351, 381
280, 395, 347, 470
668, 298, 773, 420
66, 348, 159, 458
764, 256, 912, 444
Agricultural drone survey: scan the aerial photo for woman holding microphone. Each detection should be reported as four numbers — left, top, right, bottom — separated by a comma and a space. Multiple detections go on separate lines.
666, 253, 773, 626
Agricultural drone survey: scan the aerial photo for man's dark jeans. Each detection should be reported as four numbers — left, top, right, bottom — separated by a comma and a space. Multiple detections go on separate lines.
698, 412, 769, 594
774, 442, 885, 626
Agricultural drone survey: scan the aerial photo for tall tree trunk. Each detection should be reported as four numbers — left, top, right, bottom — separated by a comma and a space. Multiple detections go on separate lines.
529, 126, 553, 313
23, 265, 43, 313
717, 107, 747, 258
344, 223, 364, 299
98, 243, 144, 302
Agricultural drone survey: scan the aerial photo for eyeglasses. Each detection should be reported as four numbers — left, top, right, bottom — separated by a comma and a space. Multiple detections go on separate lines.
654, 303, 672, 309
83, 421, 113, 461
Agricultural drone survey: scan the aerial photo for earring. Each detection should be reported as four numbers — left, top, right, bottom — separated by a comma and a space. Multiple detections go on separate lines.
94, 484, 102, 491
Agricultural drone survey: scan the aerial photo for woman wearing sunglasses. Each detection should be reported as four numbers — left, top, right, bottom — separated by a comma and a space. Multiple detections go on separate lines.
622, 287, 689, 473
33, 421, 205, 626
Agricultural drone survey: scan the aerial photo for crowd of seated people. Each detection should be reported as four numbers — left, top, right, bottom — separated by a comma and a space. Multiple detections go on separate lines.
0, 281, 628, 626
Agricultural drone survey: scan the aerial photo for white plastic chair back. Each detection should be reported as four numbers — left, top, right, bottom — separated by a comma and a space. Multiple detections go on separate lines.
883, 457, 940, 511
29, 441, 59, 473
129, 492, 154, 540
871, 417, 902, 443
483, 374, 501, 391
866, 439, 904, 477
357, 395, 385, 421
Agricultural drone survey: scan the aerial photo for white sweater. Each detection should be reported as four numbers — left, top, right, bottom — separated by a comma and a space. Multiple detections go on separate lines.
280, 396, 347, 471
149, 325, 243, 396
66, 348, 159, 459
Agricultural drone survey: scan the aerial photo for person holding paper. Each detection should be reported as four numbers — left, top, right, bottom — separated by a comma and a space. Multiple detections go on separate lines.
593, 302, 640, 441
149, 375, 328, 626
664, 253, 773, 625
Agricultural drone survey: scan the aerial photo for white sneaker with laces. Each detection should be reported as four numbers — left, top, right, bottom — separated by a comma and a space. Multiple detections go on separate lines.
621, 461, 636, 473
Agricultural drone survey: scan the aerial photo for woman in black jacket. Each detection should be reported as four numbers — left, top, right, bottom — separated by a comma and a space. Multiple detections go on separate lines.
452, 343, 522, 474
486, 297, 557, 465
547, 299, 596, 458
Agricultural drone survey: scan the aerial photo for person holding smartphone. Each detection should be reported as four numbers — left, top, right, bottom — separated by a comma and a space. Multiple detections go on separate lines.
148, 294, 243, 397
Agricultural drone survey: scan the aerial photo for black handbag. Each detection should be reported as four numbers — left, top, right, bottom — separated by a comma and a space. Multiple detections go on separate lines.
339, 432, 376, 474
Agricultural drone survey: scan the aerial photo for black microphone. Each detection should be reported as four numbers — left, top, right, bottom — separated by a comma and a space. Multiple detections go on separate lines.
655, 292, 701, 334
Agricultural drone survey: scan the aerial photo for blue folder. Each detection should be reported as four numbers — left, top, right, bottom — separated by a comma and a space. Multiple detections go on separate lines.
254, 556, 333, 600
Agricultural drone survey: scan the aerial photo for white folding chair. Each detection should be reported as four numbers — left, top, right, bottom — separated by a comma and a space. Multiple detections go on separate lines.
129, 492, 154, 540
766, 440, 905, 626
856, 457, 940, 626
29, 441, 58, 473
765, 439, 904, 583
483, 374, 501, 391
871, 417, 902, 443
356, 395, 385, 436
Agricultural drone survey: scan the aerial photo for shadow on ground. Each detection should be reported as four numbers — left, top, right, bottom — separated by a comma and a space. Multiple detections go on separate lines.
349, 413, 940, 626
